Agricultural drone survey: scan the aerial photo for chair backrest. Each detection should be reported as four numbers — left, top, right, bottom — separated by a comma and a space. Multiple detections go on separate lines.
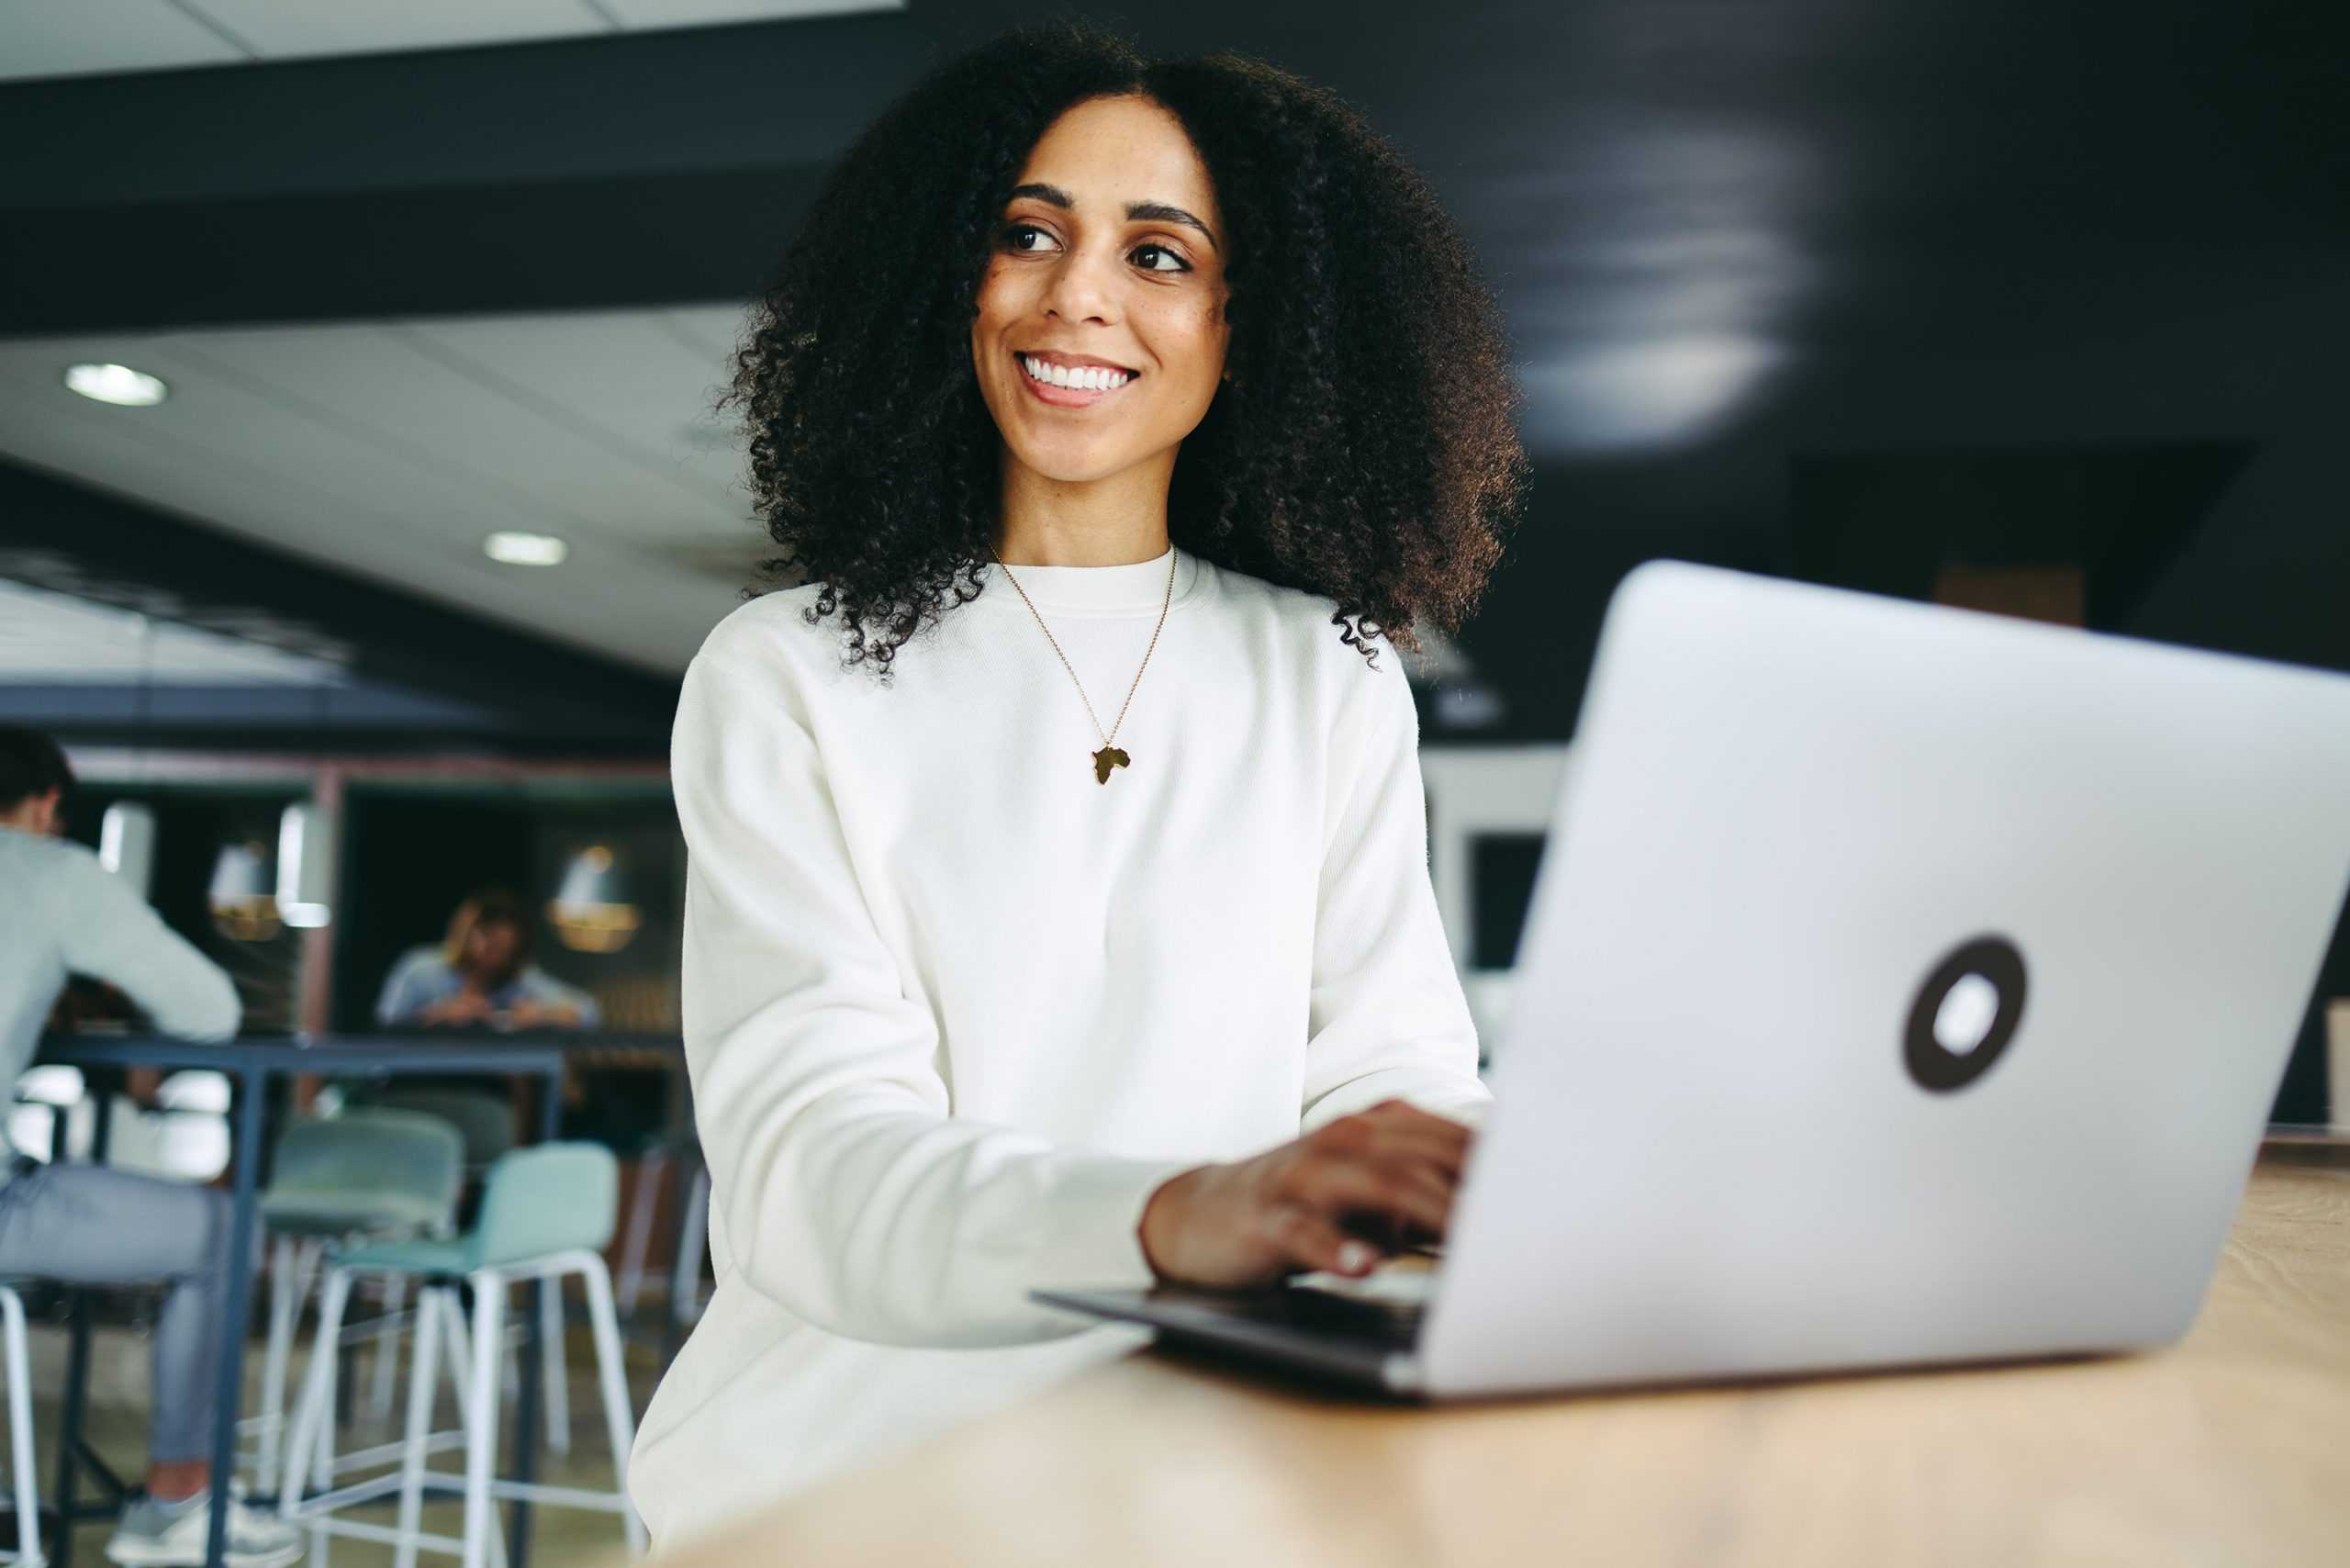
154, 1070, 231, 1114
14, 1066, 84, 1107
468, 1142, 618, 1268
352, 1087, 516, 1169
267, 1110, 465, 1229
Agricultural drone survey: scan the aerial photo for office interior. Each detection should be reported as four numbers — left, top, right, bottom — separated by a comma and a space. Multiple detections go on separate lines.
2, 3, 2346, 1565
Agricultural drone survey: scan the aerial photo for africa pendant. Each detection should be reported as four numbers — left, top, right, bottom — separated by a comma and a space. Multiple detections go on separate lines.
1092, 745, 1131, 785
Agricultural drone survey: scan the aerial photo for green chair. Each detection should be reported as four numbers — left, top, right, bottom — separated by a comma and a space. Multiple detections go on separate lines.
341, 1086, 575, 1450
348, 1087, 516, 1174
246, 1110, 464, 1501
277, 1143, 643, 1568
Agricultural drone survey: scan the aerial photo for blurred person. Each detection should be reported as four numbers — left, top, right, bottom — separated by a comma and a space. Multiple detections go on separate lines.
0, 726, 304, 1566
630, 18, 1525, 1549
375, 886, 602, 1031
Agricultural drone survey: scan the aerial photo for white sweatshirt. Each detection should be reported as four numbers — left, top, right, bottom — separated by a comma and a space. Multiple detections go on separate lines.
0, 824, 241, 1168
628, 543, 1490, 1549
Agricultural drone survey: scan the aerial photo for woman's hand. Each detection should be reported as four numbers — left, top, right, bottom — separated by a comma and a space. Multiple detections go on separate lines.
419, 991, 494, 1025
1136, 1098, 1474, 1289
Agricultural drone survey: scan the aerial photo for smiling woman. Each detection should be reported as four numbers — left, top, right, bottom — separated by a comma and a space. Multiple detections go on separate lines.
635, 17, 1527, 1553
714, 16, 1526, 675
972, 93, 1236, 531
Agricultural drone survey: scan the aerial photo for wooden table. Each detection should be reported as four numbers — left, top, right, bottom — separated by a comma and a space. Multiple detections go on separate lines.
629, 1147, 2350, 1567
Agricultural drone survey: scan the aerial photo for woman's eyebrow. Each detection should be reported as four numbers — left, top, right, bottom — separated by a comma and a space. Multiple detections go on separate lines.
1007, 182, 1219, 253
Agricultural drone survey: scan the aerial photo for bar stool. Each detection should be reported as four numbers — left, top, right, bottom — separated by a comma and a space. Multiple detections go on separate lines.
246, 1111, 464, 1499
344, 1088, 569, 1454
277, 1143, 644, 1567
612, 1136, 711, 1328
8, 1067, 89, 1166
0, 1284, 42, 1567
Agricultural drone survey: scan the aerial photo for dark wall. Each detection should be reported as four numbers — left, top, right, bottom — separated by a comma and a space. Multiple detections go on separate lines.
60, 783, 306, 1035
330, 793, 538, 1031
330, 785, 684, 1036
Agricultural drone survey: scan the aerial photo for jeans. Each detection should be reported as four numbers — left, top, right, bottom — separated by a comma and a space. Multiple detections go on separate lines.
0, 1156, 232, 1463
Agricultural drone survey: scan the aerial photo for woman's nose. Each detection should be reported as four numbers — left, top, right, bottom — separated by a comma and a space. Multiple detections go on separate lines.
1041, 246, 1120, 323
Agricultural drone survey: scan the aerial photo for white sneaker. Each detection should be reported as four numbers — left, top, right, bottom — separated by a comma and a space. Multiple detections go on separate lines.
105, 1488, 305, 1568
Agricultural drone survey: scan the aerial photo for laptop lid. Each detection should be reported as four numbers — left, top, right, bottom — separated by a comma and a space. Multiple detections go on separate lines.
1418, 561, 2350, 1397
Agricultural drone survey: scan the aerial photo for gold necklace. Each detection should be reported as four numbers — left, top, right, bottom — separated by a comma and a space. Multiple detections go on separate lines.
988, 541, 1179, 785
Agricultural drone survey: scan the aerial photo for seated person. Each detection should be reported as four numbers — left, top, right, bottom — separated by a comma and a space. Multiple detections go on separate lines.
375, 887, 602, 1031
0, 725, 304, 1567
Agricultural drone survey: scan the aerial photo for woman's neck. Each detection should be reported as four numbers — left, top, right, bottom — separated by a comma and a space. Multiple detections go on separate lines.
994, 451, 1175, 566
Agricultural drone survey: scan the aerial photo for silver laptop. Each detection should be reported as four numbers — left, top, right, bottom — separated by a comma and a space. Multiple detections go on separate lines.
1034, 560, 2350, 1397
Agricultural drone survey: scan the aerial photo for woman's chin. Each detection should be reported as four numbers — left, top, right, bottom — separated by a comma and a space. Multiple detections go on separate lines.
1005, 442, 1144, 487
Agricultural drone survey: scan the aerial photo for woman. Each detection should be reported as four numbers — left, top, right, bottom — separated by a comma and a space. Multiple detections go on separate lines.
632, 18, 1526, 1547
375, 887, 602, 1030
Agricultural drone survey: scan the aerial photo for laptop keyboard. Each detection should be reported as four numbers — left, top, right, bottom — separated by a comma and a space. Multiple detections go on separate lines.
1269, 1265, 1438, 1348
1123, 1259, 1440, 1356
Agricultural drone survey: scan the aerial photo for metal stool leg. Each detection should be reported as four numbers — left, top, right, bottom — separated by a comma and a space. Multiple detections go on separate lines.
277, 1265, 352, 1567
0, 1287, 44, 1568
576, 1257, 647, 1554
539, 1281, 569, 1458
367, 1273, 408, 1427
389, 1282, 442, 1568
252, 1235, 298, 1496
431, 1292, 508, 1568
462, 1272, 506, 1568
612, 1150, 666, 1319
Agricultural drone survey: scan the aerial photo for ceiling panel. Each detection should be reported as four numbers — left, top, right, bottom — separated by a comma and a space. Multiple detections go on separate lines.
0, 306, 772, 673
0, 577, 340, 685
188, 0, 600, 58
604, 1, 901, 24
0, 0, 905, 84
0, 0, 243, 83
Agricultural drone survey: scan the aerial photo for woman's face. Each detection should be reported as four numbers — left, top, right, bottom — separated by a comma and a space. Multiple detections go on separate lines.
970, 94, 1232, 489
463, 918, 520, 976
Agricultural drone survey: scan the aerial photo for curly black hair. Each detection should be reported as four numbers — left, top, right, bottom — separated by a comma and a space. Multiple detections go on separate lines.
719, 15, 1528, 680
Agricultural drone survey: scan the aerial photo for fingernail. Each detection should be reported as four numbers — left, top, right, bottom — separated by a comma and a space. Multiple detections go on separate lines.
1337, 1240, 1376, 1273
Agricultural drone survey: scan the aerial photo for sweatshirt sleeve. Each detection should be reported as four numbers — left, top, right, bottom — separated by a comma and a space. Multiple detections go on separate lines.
56, 844, 241, 1042
671, 636, 1200, 1349
375, 948, 432, 1026
1299, 646, 1492, 1134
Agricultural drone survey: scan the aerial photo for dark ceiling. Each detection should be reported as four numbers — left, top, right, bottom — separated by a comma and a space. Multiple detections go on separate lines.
3, 0, 2346, 746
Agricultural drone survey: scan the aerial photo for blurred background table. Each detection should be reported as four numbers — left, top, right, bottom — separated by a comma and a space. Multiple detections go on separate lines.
34, 1034, 572, 1568
628, 1142, 2349, 1568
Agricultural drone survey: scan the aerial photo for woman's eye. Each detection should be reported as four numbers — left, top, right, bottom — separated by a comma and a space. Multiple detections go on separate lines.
1001, 223, 1189, 274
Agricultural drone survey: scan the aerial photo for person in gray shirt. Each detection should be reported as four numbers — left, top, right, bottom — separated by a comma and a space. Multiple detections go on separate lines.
0, 727, 303, 1567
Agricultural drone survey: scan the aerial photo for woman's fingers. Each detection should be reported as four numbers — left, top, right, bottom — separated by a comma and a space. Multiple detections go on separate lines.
1283, 1151, 1455, 1238
1263, 1202, 1382, 1276
1318, 1101, 1473, 1173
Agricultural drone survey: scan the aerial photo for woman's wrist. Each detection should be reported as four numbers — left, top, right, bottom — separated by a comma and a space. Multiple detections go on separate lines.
1137, 1164, 1205, 1283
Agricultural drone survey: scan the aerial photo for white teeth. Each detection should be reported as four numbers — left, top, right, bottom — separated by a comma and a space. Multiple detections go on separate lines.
1022, 354, 1131, 391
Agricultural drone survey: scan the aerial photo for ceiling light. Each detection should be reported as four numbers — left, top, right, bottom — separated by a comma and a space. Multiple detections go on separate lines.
63, 362, 168, 407
485, 532, 567, 566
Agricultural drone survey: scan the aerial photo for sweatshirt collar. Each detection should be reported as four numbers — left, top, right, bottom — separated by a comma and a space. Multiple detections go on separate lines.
979, 543, 1203, 617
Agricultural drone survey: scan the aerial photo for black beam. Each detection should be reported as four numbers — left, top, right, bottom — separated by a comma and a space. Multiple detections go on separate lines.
0, 13, 925, 334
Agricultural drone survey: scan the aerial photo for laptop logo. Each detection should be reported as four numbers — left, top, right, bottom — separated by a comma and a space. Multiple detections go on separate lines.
1904, 935, 2027, 1092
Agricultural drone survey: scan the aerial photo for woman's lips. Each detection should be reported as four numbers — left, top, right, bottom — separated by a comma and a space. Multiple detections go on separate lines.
1015, 352, 1138, 408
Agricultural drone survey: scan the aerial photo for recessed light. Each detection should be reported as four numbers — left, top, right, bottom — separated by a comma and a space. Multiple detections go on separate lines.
64, 362, 168, 407
485, 532, 568, 566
